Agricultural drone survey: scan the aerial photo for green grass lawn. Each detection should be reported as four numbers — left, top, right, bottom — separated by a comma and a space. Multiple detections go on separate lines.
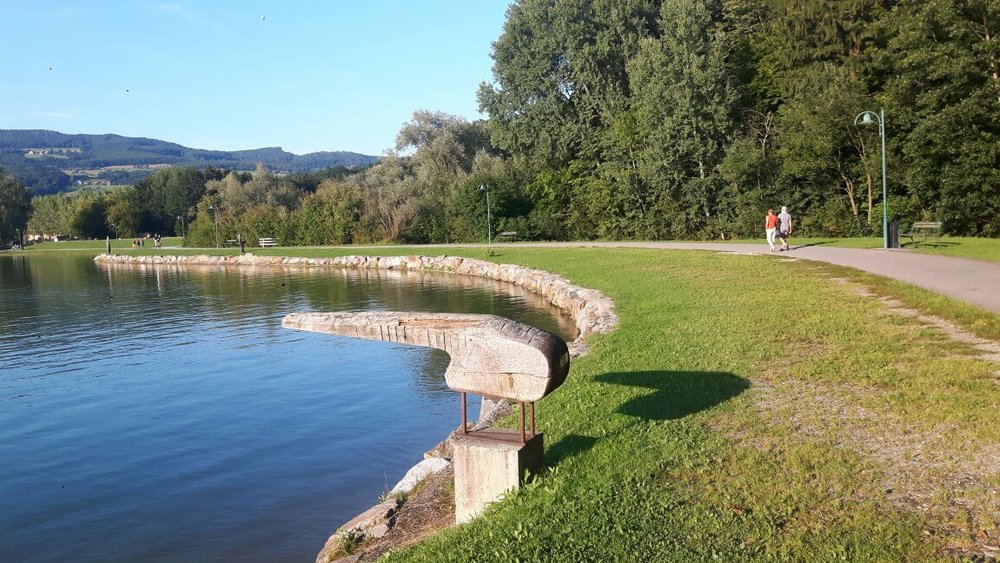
22, 237, 184, 252
365, 247, 997, 562
10, 240, 999, 559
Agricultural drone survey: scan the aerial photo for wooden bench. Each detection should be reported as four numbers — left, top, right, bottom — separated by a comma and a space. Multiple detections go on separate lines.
497, 231, 518, 242
258, 237, 278, 247
900, 221, 942, 246
223, 239, 239, 248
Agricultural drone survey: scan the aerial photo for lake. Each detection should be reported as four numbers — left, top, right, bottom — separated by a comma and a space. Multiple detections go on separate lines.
0, 254, 575, 562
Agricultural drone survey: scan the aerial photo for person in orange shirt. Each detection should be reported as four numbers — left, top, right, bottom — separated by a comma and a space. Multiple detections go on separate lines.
765, 208, 779, 251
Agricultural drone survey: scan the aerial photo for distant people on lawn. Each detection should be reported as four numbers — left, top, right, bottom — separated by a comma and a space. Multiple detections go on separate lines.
777, 206, 793, 251
765, 208, 779, 252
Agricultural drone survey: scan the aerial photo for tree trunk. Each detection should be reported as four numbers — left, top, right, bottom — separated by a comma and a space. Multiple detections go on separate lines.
840, 172, 860, 218
865, 172, 874, 224
982, 16, 1000, 103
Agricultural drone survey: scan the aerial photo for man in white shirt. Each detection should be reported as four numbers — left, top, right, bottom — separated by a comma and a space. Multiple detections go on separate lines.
777, 206, 793, 251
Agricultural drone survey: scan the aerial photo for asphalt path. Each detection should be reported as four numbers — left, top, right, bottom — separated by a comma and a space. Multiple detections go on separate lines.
490, 241, 999, 314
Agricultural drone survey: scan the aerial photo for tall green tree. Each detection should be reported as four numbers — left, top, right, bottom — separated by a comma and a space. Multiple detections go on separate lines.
387, 111, 495, 243
134, 167, 207, 234
70, 195, 109, 239
883, 0, 1000, 235
479, 0, 659, 170
756, 0, 893, 95
209, 164, 300, 216
0, 167, 31, 244
773, 67, 879, 234
292, 180, 364, 245
26, 193, 75, 236
105, 188, 141, 238
629, 0, 739, 238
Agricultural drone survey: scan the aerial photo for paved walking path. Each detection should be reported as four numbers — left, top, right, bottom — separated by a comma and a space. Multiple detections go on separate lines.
506, 241, 1000, 313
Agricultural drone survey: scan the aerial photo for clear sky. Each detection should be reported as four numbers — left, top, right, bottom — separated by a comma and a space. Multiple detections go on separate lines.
1, 1, 512, 156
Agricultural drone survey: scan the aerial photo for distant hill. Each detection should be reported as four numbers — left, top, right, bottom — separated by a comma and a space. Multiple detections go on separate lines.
0, 129, 381, 195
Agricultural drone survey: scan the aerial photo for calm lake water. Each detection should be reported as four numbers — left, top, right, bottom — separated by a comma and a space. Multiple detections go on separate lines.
0, 254, 575, 562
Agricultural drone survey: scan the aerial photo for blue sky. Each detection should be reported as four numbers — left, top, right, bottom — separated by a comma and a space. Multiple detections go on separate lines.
1, 1, 512, 155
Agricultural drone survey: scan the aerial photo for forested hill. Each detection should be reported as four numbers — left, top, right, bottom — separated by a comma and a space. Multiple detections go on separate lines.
0, 129, 380, 194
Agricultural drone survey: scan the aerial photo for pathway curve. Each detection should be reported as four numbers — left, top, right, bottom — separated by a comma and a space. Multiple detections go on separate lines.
527, 242, 1000, 314
341, 241, 999, 314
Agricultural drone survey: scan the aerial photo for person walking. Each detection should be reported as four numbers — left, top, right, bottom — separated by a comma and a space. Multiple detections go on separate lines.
777, 206, 793, 251
765, 208, 779, 252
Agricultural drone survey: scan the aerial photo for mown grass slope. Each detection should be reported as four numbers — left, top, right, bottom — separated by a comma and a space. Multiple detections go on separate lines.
365, 247, 996, 562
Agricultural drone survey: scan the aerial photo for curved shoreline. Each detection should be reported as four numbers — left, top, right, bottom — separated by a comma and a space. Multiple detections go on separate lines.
94, 253, 619, 355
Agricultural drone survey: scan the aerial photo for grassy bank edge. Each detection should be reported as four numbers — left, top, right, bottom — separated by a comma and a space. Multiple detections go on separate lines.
13, 241, 998, 341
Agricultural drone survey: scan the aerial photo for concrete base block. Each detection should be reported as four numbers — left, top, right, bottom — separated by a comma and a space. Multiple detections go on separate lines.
453, 429, 544, 524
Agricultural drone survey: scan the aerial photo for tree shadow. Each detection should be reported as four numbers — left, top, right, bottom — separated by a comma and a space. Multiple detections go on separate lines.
546, 433, 599, 466
901, 241, 958, 248
595, 371, 750, 421
792, 241, 835, 249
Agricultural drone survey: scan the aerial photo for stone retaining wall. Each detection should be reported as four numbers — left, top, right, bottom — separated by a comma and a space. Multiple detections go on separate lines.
93, 253, 619, 355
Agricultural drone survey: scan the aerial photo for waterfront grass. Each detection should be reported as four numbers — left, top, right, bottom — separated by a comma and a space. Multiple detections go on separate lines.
365, 247, 995, 561
22, 237, 184, 252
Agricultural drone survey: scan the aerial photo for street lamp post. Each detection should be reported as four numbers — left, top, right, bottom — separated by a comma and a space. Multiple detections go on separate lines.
208, 205, 220, 248
854, 109, 889, 249
176, 215, 186, 238
479, 184, 492, 245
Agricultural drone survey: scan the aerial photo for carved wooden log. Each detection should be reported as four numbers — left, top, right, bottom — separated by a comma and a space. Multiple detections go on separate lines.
281, 312, 570, 402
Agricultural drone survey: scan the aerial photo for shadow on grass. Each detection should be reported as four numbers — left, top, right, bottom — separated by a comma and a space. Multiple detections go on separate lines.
595, 371, 750, 421
901, 241, 959, 249
547, 434, 600, 466
544, 372, 749, 466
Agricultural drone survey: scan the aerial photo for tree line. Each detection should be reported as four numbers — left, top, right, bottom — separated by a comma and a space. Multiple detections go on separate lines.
473, 0, 998, 238
7, 0, 998, 245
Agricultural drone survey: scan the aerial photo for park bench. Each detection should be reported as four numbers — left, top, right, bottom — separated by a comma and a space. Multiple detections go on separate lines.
497, 231, 518, 242
258, 237, 278, 247
900, 221, 942, 246
223, 239, 239, 247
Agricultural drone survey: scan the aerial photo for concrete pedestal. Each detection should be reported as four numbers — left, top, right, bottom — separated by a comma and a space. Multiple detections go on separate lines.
453, 428, 544, 524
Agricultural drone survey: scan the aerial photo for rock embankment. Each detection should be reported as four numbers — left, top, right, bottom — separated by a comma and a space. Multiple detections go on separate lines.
93, 253, 619, 354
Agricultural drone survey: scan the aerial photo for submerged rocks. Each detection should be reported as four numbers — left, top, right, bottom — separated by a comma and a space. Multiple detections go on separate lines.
389, 458, 451, 497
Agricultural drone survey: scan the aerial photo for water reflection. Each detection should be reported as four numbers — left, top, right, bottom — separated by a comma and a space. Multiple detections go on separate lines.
94, 261, 577, 339
0, 254, 574, 562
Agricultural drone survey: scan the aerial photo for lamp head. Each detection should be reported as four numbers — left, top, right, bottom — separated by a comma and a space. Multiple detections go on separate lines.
859, 112, 875, 126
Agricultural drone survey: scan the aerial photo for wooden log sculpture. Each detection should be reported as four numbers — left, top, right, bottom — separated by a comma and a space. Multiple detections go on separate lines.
281, 311, 570, 403
285, 311, 570, 522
